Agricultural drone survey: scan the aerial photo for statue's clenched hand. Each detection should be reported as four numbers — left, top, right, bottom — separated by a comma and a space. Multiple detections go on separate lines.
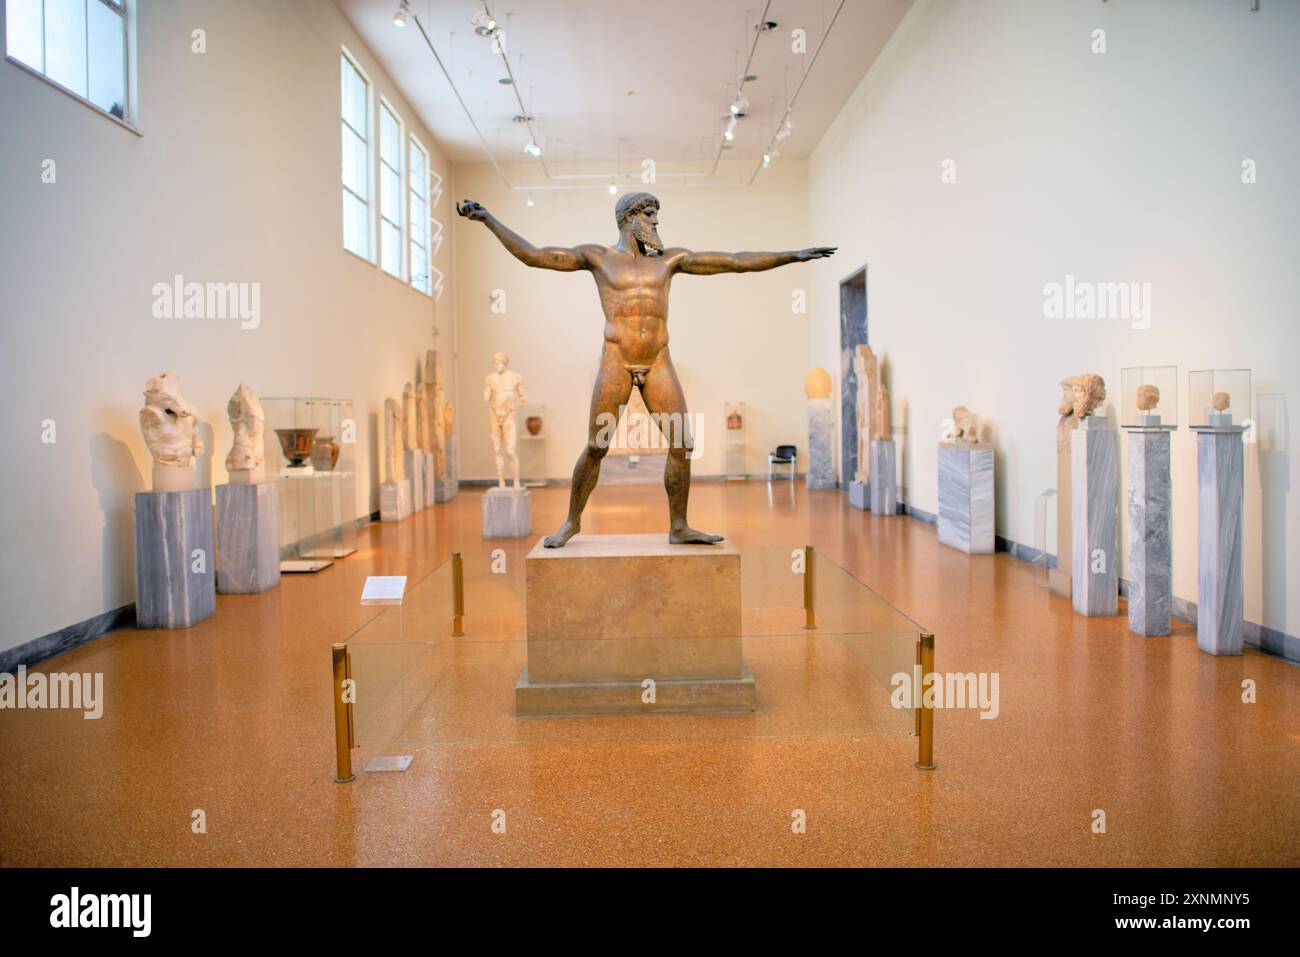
457, 199, 489, 221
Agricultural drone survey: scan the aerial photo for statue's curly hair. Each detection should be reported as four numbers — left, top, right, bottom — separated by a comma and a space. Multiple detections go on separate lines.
615, 191, 659, 228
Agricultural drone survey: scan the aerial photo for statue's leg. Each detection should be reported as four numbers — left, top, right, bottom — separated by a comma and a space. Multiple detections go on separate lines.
543, 349, 631, 548
489, 418, 505, 487
504, 414, 520, 488
641, 353, 724, 545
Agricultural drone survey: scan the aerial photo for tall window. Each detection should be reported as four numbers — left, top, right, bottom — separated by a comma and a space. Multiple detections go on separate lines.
340, 49, 370, 260
5, 0, 131, 121
378, 99, 404, 279
408, 136, 432, 296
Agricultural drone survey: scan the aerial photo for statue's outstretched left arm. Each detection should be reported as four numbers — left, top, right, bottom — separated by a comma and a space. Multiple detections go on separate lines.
676, 246, 836, 275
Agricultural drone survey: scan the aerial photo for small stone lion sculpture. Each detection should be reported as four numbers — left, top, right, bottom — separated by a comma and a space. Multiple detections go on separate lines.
951, 406, 979, 443
1060, 373, 1106, 419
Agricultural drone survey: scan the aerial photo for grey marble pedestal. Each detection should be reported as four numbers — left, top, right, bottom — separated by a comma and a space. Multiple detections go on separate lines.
380, 481, 411, 523
806, 398, 835, 490
1194, 425, 1245, 655
215, 482, 280, 594
482, 487, 532, 538
848, 480, 869, 510
1071, 416, 1118, 616
870, 440, 897, 514
404, 450, 426, 512
1125, 427, 1173, 636
938, 444, 994, 553
134, 487, 216, 628
421, 451, 435, 507
435, 437, 459, 502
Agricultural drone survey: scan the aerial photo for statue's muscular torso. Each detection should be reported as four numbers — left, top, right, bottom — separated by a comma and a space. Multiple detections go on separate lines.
585, 246, 689, 366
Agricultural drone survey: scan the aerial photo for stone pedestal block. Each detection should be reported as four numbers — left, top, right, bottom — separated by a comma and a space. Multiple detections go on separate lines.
1125, 428, 1172, 636
938, 444, 994, 554
517, 534, 755, 715
434, 437, 459, 502
870, 439, 897, 514
806, 398, 835, 490
380, 481, 411, 523
1194, 426, 1245, 655
482, 487, 532, 538
848, 480, 869, 510
1071, 417, 1119, 616
134, 487, 216, 629
404, 450, 426, 512
215, 482, 280, 594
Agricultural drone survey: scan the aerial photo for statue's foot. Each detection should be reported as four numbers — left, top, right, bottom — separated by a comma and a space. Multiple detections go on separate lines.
668, 524, 724, 545
543, 521, 579, 548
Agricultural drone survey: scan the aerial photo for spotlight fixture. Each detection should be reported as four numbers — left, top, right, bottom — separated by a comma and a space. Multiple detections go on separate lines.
511, 114, 534, 124
763, 148, 779, 168
471, 10, 499, 37
608, 182, 617, 195
755, 19, 779, 32
723, 115, 737, 141
498, 77, 514, 85
526, 192, 535, 207
730, 95, 750, 117
775, 116, 794, 141
393, 0, 410, 28
742, 73, 759, 83
524, 141, 542, 157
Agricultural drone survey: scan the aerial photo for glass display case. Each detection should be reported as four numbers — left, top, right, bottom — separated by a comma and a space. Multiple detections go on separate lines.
1120, 366, 1178, 427
724, 401, 746, 480
1189, 369, 1251, 427
262, 397, 358, 572
518, 402, 548, 487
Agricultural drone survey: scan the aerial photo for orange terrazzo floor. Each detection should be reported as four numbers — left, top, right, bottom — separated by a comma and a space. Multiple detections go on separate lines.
0, 481, 1296, 867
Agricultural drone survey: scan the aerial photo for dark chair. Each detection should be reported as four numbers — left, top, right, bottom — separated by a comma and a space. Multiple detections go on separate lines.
768, 444, 797, 482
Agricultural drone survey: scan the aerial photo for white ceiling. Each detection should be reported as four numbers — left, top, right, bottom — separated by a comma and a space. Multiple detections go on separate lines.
337, 0, 912, 178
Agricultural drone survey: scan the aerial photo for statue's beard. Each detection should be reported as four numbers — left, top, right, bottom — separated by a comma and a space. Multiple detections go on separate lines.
633, 221, 664, 256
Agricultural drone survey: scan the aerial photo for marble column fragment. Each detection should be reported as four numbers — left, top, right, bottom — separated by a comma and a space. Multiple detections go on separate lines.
938, 444, 994, 554
1125, 429, 1171, 636
806, 398, 835, 490
215, 482, 281, 594
134, 487, 216, 628
869, 439, 897, 514
1071, 417, 1118, 616
1195, 427, 1245, 655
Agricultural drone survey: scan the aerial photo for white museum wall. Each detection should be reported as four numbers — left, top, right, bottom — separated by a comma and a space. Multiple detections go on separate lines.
451, 160, 812, 484
0, 0, 455, 653
806, 0, 1300, 637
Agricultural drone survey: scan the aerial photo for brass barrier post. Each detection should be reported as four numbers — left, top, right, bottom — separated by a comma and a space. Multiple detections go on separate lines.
803, 545, 816, 630
451, 552, 465, 637
916, 631, 935, 770
332, 643, 355, 783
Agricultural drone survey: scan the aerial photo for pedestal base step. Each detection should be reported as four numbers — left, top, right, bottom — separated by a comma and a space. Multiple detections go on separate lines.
515, 664, 756, 717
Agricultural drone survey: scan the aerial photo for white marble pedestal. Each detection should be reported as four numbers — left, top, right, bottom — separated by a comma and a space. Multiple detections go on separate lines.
215, 482, 280, 594
938, 443, 994, 554
1125, 427, 1173, 636
134, 487, 216, 629
1071, 416, 1118, 616
1194, 425, 1245, 655
806, 398, 835, 490
848, 480, 869, 510
434, 437, 459, 502
482, 486, 532, 538
404, 450, 426, 512
870, 440, 897, 514
380, 481, 411, 523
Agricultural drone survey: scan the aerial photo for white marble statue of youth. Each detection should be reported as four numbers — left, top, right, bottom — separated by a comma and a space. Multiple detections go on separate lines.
484, 352, 526, 489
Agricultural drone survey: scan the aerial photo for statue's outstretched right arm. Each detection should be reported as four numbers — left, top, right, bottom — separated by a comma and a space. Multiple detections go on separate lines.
457, 200, 593, 272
